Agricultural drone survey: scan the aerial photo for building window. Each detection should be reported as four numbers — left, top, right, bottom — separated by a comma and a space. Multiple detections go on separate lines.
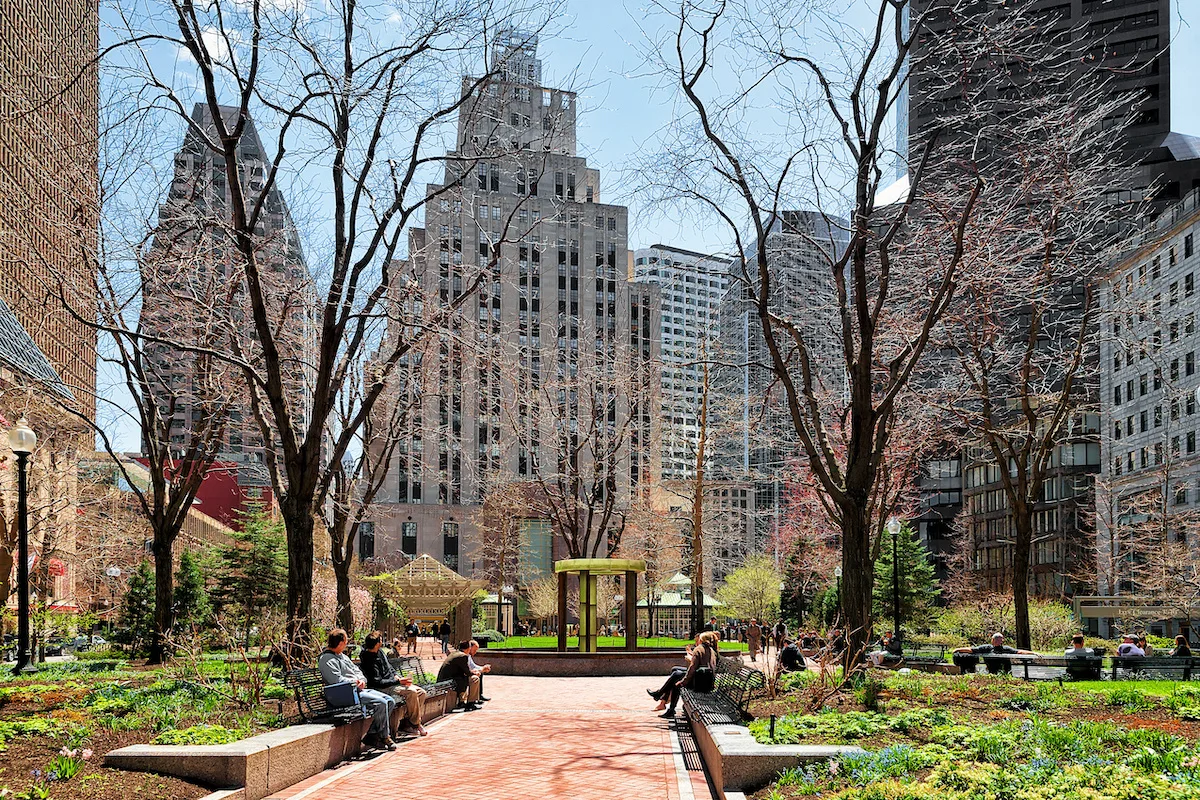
442, 522, 460, 571
401, 521, 418, 557
1187, 233, 1195, 258
358, 522, 375, 560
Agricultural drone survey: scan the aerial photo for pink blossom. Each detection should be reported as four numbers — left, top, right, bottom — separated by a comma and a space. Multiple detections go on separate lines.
81, 749, 93, 760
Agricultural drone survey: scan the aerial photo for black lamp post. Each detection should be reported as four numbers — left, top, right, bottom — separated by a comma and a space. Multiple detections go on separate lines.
9, 417, 37, 675
887, 516, 902, 644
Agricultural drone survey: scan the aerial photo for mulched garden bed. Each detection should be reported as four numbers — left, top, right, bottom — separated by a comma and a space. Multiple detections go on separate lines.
0, 731, 210, 800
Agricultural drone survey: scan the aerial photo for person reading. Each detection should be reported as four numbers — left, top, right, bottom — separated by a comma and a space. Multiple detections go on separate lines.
359, 630, 428, 737
648, 631, 719, 718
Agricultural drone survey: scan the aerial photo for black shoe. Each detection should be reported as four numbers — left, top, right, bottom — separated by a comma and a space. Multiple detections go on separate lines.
660, 709, 676, 718
478, 696, 491, 702
647, 689, 662, 700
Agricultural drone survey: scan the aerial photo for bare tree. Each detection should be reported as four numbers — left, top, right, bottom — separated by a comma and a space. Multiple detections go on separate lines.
102, 0, 562, 650
637, 0, 1097, 659
473, 478, 536, 635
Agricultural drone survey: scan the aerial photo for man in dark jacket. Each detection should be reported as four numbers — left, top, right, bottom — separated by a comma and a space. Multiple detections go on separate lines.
438, 620, 452, 655
359, 631, 427, 736
437, 641, 481, 710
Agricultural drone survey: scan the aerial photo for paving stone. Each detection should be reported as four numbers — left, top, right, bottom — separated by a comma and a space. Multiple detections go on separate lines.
266, 675, 706, 800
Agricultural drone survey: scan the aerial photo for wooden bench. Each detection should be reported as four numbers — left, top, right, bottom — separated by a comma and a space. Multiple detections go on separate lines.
389, 655, 458, 698
283, 667, 370, 725
681, 656, 766, 726
1112, 656, 1200, 680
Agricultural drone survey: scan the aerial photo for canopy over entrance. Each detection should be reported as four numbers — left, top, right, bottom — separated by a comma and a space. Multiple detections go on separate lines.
366, 554, 486, 645
553, 558, 646, 653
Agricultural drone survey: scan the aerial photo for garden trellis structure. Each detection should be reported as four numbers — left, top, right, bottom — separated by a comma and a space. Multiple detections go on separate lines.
366, 554, 487, 645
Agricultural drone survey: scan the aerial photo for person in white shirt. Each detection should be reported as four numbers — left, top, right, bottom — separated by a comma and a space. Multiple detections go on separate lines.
466, 640, 492, 702
1116, 634, 1145, 657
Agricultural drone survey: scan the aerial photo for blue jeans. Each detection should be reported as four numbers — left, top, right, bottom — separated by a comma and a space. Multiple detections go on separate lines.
358, 688, 395, 738
440, 635, 450, 654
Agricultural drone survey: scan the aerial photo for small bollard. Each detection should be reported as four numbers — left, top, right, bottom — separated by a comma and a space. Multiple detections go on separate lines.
769, 713, 776, 740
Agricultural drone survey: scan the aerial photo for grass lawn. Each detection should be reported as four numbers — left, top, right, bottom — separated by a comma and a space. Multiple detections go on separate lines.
490, 635, 750, 651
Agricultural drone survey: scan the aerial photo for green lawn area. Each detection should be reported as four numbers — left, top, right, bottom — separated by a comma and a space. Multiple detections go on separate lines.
490, 635, 749, 651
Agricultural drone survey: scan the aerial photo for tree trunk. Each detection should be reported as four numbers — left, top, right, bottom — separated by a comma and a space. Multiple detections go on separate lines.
335, 564, 353, 633
1011, 511, 1034, 649
840, 504, 874, 666
147, 530, 174, 665
282, 499, 315, 655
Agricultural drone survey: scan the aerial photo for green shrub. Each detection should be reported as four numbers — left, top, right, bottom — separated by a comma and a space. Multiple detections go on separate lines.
472, 630, 506, 645
151, 724, 245, 746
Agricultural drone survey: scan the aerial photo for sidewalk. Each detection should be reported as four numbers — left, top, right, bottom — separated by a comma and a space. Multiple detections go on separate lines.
266, 675, 713, 800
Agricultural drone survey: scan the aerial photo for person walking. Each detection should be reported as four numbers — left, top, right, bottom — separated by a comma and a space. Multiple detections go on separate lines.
438, 619, 452, 655
747, 618, 762, 662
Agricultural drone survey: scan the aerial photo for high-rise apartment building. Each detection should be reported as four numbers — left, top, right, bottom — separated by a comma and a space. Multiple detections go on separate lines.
366, 33, 661, 574
716, 211, 848, 544
904, 0, 1200, 206
0, 0, 98, 415
631, 246, 732, 480
142, 104, 312, 490
1094, 187, 1200, 636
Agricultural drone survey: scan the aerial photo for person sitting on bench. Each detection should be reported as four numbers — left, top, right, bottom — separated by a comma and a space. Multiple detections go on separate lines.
779, 638, 805, 672
1117, 634, 1145, 657
1064, 634, 1090, 657
359, 630, 428, 737
437, 641, 482, 710
1171, 635, 1193, 658
318, 628, 396, 751
953, 632, 1033, 674
648, 631, 719, 718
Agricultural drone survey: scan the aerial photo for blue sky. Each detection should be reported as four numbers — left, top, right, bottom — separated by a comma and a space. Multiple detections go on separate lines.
542, 0, 1200, 255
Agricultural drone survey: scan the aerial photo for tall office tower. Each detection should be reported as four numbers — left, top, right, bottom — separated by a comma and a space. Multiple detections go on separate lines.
0, 0, 98, 416
365, 32, 661, 574
142, 104, 313, 491
1092, 188, 1200, 637
716, 211, 849, 546
904, 0, 1200, 207
631, 246, 732, 480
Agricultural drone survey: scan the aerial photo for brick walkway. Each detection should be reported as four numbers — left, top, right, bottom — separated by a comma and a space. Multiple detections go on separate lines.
267, 675, 713, 800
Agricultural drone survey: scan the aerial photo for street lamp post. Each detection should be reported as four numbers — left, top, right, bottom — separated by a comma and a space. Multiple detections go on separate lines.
833, 566, 843, 623
887, 516, 902, 644
8, 418, 37, 675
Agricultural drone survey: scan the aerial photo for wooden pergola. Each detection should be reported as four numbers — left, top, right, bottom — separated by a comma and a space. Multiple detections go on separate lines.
554, 558, 646, 653
366, 555, 487, 646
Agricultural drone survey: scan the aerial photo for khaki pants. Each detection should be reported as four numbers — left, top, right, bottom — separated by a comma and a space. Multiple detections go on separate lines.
386, 684, 427, 728
458, 673, 481, 705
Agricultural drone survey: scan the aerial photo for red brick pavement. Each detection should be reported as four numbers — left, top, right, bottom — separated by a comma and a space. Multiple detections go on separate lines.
266, 675, 713, 800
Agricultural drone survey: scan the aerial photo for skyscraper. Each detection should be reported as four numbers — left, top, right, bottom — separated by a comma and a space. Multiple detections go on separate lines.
142, 104, 312, 491
368, 32, 661, 573
0, 0, 98, 415
631, 245, 732, 480
904, 0, 1200, 206
716, 211, 848, 545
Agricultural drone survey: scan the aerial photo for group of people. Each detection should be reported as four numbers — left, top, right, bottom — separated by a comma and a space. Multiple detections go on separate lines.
1115, 633, 1192, 658
399, 619, 453, 655
702, 617, 794, 663
316, 629, 491, 752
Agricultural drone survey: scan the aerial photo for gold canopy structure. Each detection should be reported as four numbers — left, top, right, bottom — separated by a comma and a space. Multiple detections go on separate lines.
554, 558, 646, 653
365, 554, 486, 645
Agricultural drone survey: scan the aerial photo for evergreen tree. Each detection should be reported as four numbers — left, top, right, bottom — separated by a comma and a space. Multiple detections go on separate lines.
117, 561, 156, 654
873, 523, 940, 636
172, 549, 211, 632
214, 507, 288, 646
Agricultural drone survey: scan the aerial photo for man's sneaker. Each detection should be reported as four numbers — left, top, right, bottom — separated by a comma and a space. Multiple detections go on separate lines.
478, 696, 492, 702
381, 737, 398, 751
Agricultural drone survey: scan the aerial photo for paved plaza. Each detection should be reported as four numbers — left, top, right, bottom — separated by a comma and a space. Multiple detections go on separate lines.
267, 674, 714, 800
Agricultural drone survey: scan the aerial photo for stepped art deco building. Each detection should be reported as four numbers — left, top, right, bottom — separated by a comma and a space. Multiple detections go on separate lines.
364, 32, 661, 578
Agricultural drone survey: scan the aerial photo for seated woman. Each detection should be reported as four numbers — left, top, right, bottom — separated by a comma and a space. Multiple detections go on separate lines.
646, 631, 720, 718
1170, 635, 1192, 658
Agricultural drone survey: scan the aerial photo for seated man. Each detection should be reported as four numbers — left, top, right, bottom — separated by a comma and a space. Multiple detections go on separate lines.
1064, 634, 1090, 657
465, 639, 492, 702
359, 630, 428, 737
317, 628, 396, 751
779, 639, 805, 672
1116, 634, 1145, 657
437, 640, 482, 710
953, 632, 1034, 674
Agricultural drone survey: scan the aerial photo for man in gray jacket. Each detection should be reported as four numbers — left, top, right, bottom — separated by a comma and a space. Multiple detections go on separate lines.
318, 628, 396, 750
